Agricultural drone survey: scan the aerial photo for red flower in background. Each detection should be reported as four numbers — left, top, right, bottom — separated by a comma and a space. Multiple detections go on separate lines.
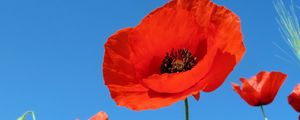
103, 0, 245, 110
89, 112, 108, 120
232, 71, 287, 106
288, 84, 300, 113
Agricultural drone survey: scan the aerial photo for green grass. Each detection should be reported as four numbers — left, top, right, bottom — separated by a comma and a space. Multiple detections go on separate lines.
274, 0, 300, 62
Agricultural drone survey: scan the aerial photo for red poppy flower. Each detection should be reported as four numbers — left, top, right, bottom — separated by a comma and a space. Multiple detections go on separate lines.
232, 71, 287, 106
89, 111, 108, 120
103, 0, 245, 110
288, 84, 300, 113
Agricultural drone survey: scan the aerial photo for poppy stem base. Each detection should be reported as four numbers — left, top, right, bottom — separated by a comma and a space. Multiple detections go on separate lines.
184, 98, 189, 120
260, 105, 268, 120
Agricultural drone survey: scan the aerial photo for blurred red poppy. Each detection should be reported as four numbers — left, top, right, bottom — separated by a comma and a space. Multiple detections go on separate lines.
288, 84, 300, 113
89, 111, 108, 120
232, 71, 287, 106
103, 0, 245, 110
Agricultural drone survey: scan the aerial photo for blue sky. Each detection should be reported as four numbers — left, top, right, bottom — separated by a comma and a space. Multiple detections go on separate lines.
0, 0, 299, 119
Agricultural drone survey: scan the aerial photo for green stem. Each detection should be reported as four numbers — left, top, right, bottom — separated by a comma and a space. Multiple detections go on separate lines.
260, 105, 268, 120
18, 111, 36, 120
31, 111, 36, 120
184, 98, 189, 120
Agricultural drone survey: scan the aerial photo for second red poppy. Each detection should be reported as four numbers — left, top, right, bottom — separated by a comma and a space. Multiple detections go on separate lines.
232, 71, 287, 106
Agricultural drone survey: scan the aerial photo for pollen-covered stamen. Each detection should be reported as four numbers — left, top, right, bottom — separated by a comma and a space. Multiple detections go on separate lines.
160, 48, 198, 73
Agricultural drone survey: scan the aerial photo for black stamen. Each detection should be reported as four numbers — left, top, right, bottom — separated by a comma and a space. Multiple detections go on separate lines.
160, 48, 197, 73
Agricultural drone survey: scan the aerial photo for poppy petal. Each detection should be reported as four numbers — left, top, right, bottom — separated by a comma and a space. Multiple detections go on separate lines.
288, 92, 300, 112
109, 82, 206, 110
89, 112, 108, 120
288, 84, 300, 112
171, 0, 213, 28
192, 92, 200, 101
199, 50, 236, 92
232, 78, 260, 106
170, 0, 245, 92
173, 0, 245, 62
142, 49, 217, 93
103, 28, 151, 104
247, 71, 268, 91
202, 7, 244, 92
260, 71, 286, 105
232, 82, 242, 94
103, 28, 139, 85
129, 2, 208, 78
208, 4, 245, 61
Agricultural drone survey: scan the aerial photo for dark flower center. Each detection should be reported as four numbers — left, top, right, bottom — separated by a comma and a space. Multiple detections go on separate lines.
160, 48, 198, 73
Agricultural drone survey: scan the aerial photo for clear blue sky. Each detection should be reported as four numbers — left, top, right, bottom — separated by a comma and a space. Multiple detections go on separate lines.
0, 0, 299, 119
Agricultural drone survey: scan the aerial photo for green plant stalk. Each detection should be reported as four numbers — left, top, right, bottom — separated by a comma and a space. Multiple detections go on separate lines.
260, 105, 269, 120
184, 98, 189, 120
18, 111, 36, 120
